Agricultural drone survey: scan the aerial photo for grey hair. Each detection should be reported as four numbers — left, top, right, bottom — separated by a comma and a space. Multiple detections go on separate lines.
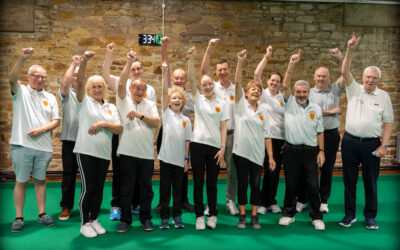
363, 66, 381, 79
293, 80, 310, 91
28, 65, 45, 75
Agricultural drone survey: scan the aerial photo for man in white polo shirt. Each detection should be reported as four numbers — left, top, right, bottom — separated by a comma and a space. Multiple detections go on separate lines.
339, 33, 394, 230
201, 38, 238, 215
9, 48, 61, 232
278, 50, 326, 231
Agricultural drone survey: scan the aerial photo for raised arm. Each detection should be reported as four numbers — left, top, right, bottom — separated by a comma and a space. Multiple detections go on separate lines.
254, 46, 272, 83
161, 37, 170, 112
118, 49, 136, 100
160, 36, 172, 85
60, 55, 81, 97
329, 48, 345, 90
187, 46, 196, 93
234, 49, 247, 104
9, 48, 34, 94
76, 51, 95, 102
282, 50, 302, 100
201, 38, 220, 76
342, 32, 361, 88
102, 42, 117, 90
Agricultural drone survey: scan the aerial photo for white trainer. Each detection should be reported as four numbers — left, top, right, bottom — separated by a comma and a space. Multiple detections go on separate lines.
206, 216, 217, 229
279, 216, 295, 226
268, 204, 282, 213
226, 200, 239, 215
312, 220, 326, 231
320, 203, 329, 213
296, 202, 306, 212
196, 216, 205, 230
80, 223, 97, 238
204, 205, 209, 216
90, 219, 106, 235
257, 206, 267, 215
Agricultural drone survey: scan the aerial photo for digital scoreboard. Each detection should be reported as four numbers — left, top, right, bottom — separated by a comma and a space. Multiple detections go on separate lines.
138, 34, 163, 46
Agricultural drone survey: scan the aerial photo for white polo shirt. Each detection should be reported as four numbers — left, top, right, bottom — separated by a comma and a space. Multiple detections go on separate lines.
214, 81, 235, 130
58, 87, 79, 141
260, 88, 285, 140
158, 108, 192, 167
117, 95, 159, 160
345, 79, 394, 138
233, 93, 271, 166
111, 75, 156, 104
191, 92, 229, 149
10, 84, 61, 153
73, 95, 121, 160
284, 96, 324, 147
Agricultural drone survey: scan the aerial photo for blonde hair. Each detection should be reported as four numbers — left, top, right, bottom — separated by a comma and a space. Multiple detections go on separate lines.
86, 75, 107, 98
245, 80, 263, 93
168, 86, 188, 111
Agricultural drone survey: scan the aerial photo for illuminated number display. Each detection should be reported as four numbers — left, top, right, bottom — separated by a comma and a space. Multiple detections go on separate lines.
138, 34, 163, 46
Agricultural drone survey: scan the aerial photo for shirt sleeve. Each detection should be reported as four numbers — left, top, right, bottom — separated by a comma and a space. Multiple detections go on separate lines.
150, 101, 160, 119
147, 85, 157, 103
109, 75, 119, 91
220, 101, 229, 121
234, 89, 245, 116
110, 104, 121, 125
315, 106, 324, 133
57, 88, 68, 102
382, 91, 394, 123
184, 117, 193, 141
346, 79, 358, 99
11, 84, 23, 101
49, 94, 62, 120
332, 81, 343, 97
262, 106, 271, 138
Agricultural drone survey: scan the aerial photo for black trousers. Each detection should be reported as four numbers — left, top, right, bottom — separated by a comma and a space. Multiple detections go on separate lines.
119, 155, 154, 225
159, 161, 184, 219
341, 132, 381, 219
76, 153, 109, 225
157, 126, 190, 204
190, 142, 220, 218
233, 154, 262, 206
282, 143, 322, 220
60, 140, 79, 210
260, 139, 285, 207
111, 134, 140, 208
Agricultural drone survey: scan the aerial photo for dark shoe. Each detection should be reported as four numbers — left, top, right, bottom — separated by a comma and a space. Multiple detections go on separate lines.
251, 216, 261, 230
117, 221, 129, 233
143, 220, 153, 232
59, 208, 71, 221
182, 201, 194, 212
11, 218, 24, 232
154, 204, 162, 213
131, 205, 140, 215
237, 215, 246, 229
173, 215, 184, 229
365, 218, 379, 230
339, 215, 356, 228
159, 219, 169, 229
38, 214, 54, 226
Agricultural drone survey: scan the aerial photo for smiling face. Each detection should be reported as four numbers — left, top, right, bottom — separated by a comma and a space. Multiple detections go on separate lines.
245, 81, 262, 103
267, 73, 282, 94
313, 67, 330, 91
86, 76, 106, 102
129, 79, 147, 103
27, 66, 47, 92
294, 84, 309, 107
172, 69, 187, 88
130, 61, 144, 79
199, 75, 215, 98
216, 62, 230, 83
362, 69, 380, 94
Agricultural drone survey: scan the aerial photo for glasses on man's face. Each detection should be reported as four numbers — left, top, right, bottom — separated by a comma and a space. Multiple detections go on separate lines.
30, 74, 47, 80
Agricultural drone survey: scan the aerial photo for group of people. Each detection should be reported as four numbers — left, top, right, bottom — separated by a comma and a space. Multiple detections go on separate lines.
9, 32, 393, 237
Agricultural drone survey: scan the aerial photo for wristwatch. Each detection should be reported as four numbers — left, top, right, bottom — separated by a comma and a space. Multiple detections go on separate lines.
140, 115, 145, 120
319, 148, 325, 152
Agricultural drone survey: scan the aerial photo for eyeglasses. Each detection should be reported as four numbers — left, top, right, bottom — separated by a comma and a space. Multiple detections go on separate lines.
30, 74, 47, 80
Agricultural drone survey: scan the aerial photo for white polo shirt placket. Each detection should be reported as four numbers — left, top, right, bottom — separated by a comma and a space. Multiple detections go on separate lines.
158, 108, 192, 167
260, 88, 285, 140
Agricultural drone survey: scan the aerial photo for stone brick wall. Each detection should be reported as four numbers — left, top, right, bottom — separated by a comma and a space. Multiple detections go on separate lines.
0, 0, 399, 173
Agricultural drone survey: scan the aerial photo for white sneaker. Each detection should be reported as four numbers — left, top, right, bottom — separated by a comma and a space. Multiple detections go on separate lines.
257, 206, 267, 215
226, 200, 239, 215
90, 219, 106, 235
279, 216, 295, 226
312, 220, 325, 231
80, 223, 97, 238
320, 203, 329, 213
204, 205, 209, 216
268, 204, 282, 213
206, 216, 217, 229
296, 202, 306, 212
196, 216, 205, 230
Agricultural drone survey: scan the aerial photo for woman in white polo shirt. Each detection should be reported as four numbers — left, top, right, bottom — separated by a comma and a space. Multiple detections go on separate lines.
73, 51, 123, 238
157, 63, 192, 229
254, 46, 286, 215
233, 50, 276, 229
190, 71, 228, 230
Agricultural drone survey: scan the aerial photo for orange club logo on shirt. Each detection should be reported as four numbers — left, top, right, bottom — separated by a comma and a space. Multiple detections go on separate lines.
182, 121, 187, 128
280, 101, 284, 108
215, 107, 221, 113
42, 100, 48, 107
144, 93, 147, 98
229, 95, 234, 101
107, 109, 112, 115
259, 115, 264, 121
374, 103, 379, 107
309, 112, 315, 120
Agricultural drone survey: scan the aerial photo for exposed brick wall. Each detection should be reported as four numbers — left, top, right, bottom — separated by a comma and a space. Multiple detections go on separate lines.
0, 0, 399, 172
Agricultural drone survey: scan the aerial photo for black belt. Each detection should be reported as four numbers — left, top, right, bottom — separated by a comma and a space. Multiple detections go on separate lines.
345, 132, 379, 142
227, 129, 234, 135
324, 128, 338, 134
285, 142, 317, 150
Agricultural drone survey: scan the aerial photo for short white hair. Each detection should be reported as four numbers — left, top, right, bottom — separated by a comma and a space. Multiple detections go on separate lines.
28, 65, 46, 75
294, 80, 310, 91
363, 66, 381, 79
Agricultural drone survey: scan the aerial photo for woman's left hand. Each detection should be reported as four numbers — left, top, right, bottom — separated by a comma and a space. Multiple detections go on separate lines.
268, 158, 276, 171
214, 148, 225, 165
88, 121, 105, 135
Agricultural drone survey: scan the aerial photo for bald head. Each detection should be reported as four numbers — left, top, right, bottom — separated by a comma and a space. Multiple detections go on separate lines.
313, 67, 330, 91
172, 68, 187, 88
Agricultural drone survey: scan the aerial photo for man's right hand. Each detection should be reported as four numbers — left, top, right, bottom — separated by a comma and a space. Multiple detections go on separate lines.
106, 42, 115, 53
208, 38, 220, 50
72, 55, 81, 66
83, 51, 95, 61
348, 32, 361, 49
21, 48, 34, 61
